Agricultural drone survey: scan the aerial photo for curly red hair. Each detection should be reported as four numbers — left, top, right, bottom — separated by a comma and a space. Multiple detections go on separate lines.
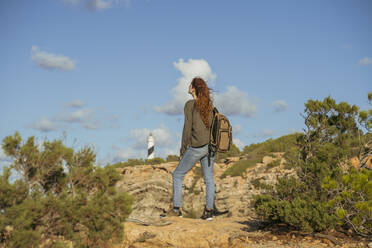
191, 77, 213, 128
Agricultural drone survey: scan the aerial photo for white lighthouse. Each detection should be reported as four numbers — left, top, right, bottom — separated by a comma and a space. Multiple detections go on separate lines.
147, 133, 155, 159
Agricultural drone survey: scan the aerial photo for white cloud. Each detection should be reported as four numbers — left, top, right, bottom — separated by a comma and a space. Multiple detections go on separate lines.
66, 99, 85, 108
233, 124, 242, 135
154, 58, 216, 115
31, 46, 75, 71
29, 101, 119, 132
30, 117, 58, 132
214, 86, 256, 117
233, 137, 245, 151
86, 0, 111, 10
112, 125, 177, 162
63, 0, 130, 10
59, 108, 94, 122
358, 57, 372, 66
156, 58, 256, 118
273, 100, 288, 112
130, 125, 173, 149
162, 147, 180, 157
253, 129, 275, 138
232, 125, 245, 150
112, 146, 146, 162
58, 108, 100, 129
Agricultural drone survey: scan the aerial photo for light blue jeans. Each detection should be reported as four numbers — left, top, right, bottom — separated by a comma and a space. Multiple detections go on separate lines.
172, 144, 215, 209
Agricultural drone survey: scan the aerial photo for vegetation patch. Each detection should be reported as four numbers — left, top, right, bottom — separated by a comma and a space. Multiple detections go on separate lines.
112, 157, 166, 168
266, 159, 281, 171
112, 155, 181, 168
253, 94, 372, 236
220, 133, 302, 178
251, 177, 273, 191
221, 155, 263, 178
0, 134, 133, 247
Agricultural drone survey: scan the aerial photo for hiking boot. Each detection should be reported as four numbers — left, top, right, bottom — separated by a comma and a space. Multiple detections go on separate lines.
160, 208, 183, 218
213, 203, 229, 216
200, 207, 213, 221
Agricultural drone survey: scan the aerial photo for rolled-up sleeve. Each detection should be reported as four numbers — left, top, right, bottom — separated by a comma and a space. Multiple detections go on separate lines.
180, 100, 193, 156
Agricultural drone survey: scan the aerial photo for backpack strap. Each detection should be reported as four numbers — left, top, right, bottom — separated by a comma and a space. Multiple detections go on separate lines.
208, 107, 218, 167
213, 107, 219, 114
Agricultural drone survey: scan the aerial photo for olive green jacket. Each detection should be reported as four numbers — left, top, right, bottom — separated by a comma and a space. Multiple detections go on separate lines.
180, 100, 213, 156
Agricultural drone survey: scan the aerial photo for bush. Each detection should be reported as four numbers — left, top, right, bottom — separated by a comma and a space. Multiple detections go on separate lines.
112, 157, 166, 168
220, 133, 301, 178
0, 134, 133, 247
242, 133, 301, 156
325, 168, 372, 235
253, 194, 335, 232
166, 154, 180, 162
251, 177, 273, 191
253, 95, 372, 236
266, 159, 281, 170
221, 155, 262, 178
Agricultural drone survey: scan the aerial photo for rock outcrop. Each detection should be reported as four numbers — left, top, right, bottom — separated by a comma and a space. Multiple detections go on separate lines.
116, 154, 366, 248
116, 153, 293, 221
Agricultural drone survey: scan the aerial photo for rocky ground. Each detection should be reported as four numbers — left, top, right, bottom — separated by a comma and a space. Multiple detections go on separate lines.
116, 154, 371, 248
123, 217, 370, 248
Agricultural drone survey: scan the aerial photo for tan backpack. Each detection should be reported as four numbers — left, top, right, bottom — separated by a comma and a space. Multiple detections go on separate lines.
208, 107, 232, 164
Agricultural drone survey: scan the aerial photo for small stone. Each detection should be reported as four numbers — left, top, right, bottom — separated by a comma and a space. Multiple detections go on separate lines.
368, 242, 372, 248
322, 239, 333, 246
272, 236, 278, 241
291, 235, 296, 239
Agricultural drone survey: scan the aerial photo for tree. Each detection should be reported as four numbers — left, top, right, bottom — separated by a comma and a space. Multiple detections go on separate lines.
253, 95, 371, 236
0, 133, 133, 247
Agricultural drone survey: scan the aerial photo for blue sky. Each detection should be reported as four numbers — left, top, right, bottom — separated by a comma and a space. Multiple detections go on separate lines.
1, 0, 371, 167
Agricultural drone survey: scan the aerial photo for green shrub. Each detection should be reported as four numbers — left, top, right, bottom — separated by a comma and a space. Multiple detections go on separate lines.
0, 133, 133, 247
242, 133, 301, 156
112, 157, 166, 168
266, 159, 281, 170
251, 178, 273, 191
145, 157, 166, 165
221, 155, 263, 178
253, 194, 336, 232
325, 168, 372, 236
253, 95, 372, 236
166, 154, 180, 162
221, 133, 301, 178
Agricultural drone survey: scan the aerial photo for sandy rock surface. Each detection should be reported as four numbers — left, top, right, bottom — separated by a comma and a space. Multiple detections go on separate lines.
116, 155, 369, 248
123, 217, 367, 248
116, 155, 293, 221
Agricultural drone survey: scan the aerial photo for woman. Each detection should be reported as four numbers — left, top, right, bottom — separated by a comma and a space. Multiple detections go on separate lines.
162, 77, 215, 220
